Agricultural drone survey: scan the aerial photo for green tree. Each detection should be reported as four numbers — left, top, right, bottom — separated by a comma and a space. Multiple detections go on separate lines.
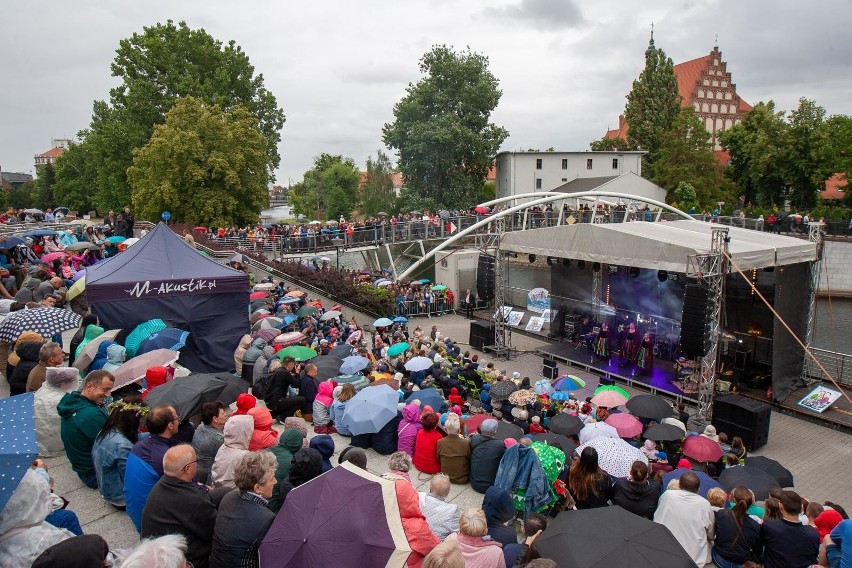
361, 150, 397, 217
289, 154, 359, 220
53, 141, 96, 213
827, 114, 852, 206
32, 163, 56, 210
589, 136, 634, 152
624, 36, 681, 176
383, 45, 508, 209
673, 182, 698, 212
7, 180, 36, 209
60, 20, 284, 213
126, 96, 269, 227
651, 107, 735, 208
720, 101, 789, 206
785, 98, 834, 208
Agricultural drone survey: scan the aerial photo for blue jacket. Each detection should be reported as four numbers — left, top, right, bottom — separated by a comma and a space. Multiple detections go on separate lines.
92, 429, 133, 506
131, 434, 177, 478
124, 452, 160, 533
88, 340, 116, 372
330, 400, 350, 435
493, 443, 551, 516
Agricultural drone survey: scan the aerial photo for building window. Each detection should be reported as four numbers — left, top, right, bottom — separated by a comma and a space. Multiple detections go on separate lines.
561, 159, 568, 170
536, 158, 542, 169
535, 178, 542, 189
586, 159, 593, 170
612, 158, 619, 170
561, 178, 568, 182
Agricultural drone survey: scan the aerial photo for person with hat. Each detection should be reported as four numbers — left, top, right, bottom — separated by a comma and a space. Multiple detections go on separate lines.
469, 419, 506, 494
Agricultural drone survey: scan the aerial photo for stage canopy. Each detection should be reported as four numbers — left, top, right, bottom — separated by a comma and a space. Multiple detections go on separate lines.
500, 220, 817, 272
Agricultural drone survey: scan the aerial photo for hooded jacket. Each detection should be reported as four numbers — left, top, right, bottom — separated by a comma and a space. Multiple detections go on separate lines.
269, 429, 305, 513
57, 391, 108, 481
234, 334, 252, 374
9, 341, 43, 395
88, 340, 116, 372
330, 395, 351, 436
34, 370, 79, 457
395, 479, 439, 568
492, 443, 551, 517
211, 415, 253, 489
469, 434, 506, 494
612, 477, 662, 519
242, 338, 267, 366
289, 447, 324, 487
309, 435, 335, 473
75, 324, 104, 359
247, 407, 278, 451
102, 344, 126, 373
312, 381, 335, 426
92, 429, 134, 506
482, 486, 518, 547
397, 403, 423, 456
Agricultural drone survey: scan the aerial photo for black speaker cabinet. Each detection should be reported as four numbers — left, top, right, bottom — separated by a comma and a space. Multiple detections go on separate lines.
542, 359, 558, 380
712, 393, 771, 450
469, 321, 495, 351
680, 283, 713, 358
476, 254, 496, 302
599, 376, 615, 387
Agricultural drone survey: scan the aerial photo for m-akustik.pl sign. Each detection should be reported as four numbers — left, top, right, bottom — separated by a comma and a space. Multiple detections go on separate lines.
125, 279, 221, 298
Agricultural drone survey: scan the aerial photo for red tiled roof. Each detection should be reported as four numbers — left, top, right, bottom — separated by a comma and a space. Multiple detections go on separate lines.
36, 146, 65, 159
714, 150, 731, 165
605, 115, 628, 141
358, 171, 405, 190
673, 54, 713, 105
486, 166, 496, 181
821, 173, 847, 200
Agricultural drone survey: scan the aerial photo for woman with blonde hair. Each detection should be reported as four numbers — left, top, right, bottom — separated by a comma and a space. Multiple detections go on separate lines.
331, 383, 356, 436
444, 508, 506, 568
422, 540, 465, 568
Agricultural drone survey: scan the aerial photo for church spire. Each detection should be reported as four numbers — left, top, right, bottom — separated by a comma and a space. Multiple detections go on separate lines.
645, 22, 656, 58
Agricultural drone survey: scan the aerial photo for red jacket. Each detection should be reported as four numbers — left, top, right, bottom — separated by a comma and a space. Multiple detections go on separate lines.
413, 429, 443, 474
395, 480, 439, 568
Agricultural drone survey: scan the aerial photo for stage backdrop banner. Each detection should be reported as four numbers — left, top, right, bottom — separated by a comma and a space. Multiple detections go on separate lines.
527, 288, 551, 314
772, 262, 809, 402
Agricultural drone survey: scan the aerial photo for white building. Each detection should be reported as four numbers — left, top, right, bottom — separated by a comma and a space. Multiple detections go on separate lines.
495, 150, 645, 198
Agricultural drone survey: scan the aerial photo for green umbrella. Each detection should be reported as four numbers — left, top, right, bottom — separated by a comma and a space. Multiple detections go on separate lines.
387, 342, 410, 357
124, 319, 167, 358
594, 384, 631, 399
419, 279, 430, 284
296, 305, 320, 317
277, 345, 318, 362
432, 285, 447, 291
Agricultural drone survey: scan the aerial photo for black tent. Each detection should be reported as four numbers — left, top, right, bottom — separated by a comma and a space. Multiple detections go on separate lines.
86, 223, 249, 372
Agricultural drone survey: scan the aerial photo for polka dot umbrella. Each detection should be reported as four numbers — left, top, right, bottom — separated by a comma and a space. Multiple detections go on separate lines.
0, 307, 81, 344
0, 393, 38, 513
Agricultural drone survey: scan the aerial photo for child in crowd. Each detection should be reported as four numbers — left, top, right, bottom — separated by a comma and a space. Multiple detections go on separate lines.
528, 415, 546, 434
312, 381, 337, 434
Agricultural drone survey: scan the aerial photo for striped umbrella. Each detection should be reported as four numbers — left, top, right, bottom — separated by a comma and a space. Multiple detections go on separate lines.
553, 375, 586, 391
124, 319, 167, 358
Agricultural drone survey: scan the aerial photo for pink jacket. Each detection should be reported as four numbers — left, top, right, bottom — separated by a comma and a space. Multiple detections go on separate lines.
444, 533, 505, 568
397, 403, 423, 456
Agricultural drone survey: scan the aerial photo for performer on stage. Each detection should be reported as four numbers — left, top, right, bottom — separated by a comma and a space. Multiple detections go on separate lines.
637, 331, 654, 375
595, 322, 611, 361
620, 322, 639, 365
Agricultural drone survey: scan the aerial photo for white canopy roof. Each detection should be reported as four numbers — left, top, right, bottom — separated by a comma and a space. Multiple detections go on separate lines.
500, 220, 817, 272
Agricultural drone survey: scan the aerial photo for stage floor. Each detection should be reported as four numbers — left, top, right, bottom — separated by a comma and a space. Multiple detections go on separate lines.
735, 381, 852, 434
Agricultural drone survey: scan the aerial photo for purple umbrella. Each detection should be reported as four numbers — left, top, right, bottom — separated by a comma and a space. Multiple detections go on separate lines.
260, 462, 411, 568
662, 468, 724, 499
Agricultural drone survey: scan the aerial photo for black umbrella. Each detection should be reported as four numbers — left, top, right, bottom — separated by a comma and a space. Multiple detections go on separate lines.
719, 465, 781, 501
494, 421, 524, 441
489, 379, 517, 403
144, 373, 243, 421
626, 394, 675, 420
314, 356, 346, 382
745, 456, 795, 488
329, 344, 355, 359
530, 432, 578, 455
536, 506, 698, 568
642, 423, 685, 441
548, 413, 584, 436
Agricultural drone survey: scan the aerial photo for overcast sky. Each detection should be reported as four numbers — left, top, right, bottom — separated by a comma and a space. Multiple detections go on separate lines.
2, 0, 850, 186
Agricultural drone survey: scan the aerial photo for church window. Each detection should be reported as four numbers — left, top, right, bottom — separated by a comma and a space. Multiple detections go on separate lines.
698, 89, 705, 98
721, 81, 728, 87
720, 104, 728, 114
712, 80, 719, 87
725, 92, 732, 100
713, 59, 719, 66
694, 102, 700, 112
725, 118, 733, 129
711, 103, 718, 113
715, 118, 723, 130
706, 117, 714, 131
703, 79, 710, 86
702, 103, 710, 112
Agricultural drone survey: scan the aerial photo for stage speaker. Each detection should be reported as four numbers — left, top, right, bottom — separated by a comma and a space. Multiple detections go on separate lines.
680, 283, 713, 358
469, 321, 495, 351
599, 376, 615, 387
476, 254, 496, 302
734, 349, 752, 371
712, 393, 771, 450
542, 359, 558, 380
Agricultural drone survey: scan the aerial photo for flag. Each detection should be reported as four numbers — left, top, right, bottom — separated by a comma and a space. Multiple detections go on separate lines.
447, 222, 457, 234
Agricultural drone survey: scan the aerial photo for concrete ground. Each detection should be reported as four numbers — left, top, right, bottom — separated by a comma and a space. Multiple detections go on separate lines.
12, 313, 852, 551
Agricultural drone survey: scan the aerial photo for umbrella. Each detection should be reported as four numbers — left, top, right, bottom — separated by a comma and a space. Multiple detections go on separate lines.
250, 291, 270, 300
550, 391, 571, 402
681, 435, 724, 462
530, 432, 578, 455
252, 317, 283, 332
314, 357, 348, 382
370, 377, 400, 391
376, 211, 389, 217
489, 380, 517, 402
285, 290, 306, 297
277, 345, 318, 362
662, 468, 724, 499
24, 208, 43, 214
66, 276, 86, 301
72, 269, 86, 282
495, 421, 524, 441
404, 356, 433, 372
254, 328, 280, 344
137, 328, 190, 356
579, 422, 621, 444
124, 237, 140, 247
143, 372, 242, 421
642, 423, 685, 442
23, 229, 57, 237
590, 390, 629, 408
548, 413, 584, 436
661, 417, 687, 433
230, 253, 249, 264
0, 393, 38, 513
509, 389, 537, 406
465, 414, 488, 435
375, 281, 392, 287
387, 342, 409, 357
339, 355, 369, 375
594, 384, 631, 399
605, 413, 644, 438
373, 317, 394, 328
626, 394, 675, 420
279, 296, 301, 304
73, 329, 122, 371
306, 300, 323, 309
65, 241, 98, 252
0, 308, 81, 343
0, 237, 25, 249
342, 384, 399, 435
577, 438, 648, 478
534, 379, 554, 396
296, 305, 319, 318
40, 251, 66, 263
249, 310, 271, 325
419, 279, 430, 284
106, 235, 126, 244
745, 456, 794, 488
275, 315, 298, 329
124, 319, 168, 357
193, 226, 207, 232
320, 310, 342, 321
275, 331, 307, 347
406, 388, 444, 411
329, 344, 354, 359
392, 316, 408, 324
254, 282, 276, 291
719, 466, 781, 501
536, 507, 697, 568
259, 462, 412, 568
553, 375, 586, 391
110, 349, 181, 391
432, 285, 447, 291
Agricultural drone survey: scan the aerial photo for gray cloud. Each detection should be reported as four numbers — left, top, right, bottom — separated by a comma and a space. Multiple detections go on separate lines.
484, 0, 585, 30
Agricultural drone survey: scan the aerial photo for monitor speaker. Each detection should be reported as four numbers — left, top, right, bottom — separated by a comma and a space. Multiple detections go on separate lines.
599, 376, 615, 387
476, 254, 496, 302
469, 321, 495, 351
712, 393, 771, 450
680, 283, 713, 357
542, 358, 558, 379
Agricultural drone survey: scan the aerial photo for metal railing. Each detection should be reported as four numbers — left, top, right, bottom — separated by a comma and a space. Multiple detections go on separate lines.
804, 347, 852, 387
394, 298, 455, 318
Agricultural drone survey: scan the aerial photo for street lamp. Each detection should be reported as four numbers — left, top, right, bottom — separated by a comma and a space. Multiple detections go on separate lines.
331, 238, 344, 269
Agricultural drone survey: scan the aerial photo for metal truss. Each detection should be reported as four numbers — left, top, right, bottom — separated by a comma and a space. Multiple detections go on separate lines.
801, 223, 825, 384
486, 216, 513, 359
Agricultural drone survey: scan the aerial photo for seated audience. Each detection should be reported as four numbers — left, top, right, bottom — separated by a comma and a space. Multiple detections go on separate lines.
654, 472, 714, 567
58, 370, 114, 488
418, 474, 460, 540
444, 508, 506, 568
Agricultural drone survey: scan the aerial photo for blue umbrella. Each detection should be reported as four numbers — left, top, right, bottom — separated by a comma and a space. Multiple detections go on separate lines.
0, 236, 25, 250
341, 384, 399, 435
279, 296, 301, 305
106, 235, 126, 244
373, 317, 394, 327
534, 379, 554, 396
406, 388, 445, 411
550, 391, 571, 402
339, 355, 370, 375
404, 356, 433, 372
275, 315, 298, 328
23, 229, 57, 238
662, 468, 724, 499
137, 328, 190, 356
392, 316, 408, 324
0, 393, 38, 512
124, 319, 168, 357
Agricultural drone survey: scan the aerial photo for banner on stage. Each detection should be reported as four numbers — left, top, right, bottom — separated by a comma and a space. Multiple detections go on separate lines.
494, 306, 511, 321
525, 316, 545, 332
797, 385, 842, 414
527, 288, 551, 314
507, 311, 524, 327
540, 309, 552, 321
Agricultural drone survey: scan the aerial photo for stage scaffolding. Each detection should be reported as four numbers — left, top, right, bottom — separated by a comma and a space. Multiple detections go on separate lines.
801, 223, 825, 385
686, 227, 729, 423
486, 216, 513, 359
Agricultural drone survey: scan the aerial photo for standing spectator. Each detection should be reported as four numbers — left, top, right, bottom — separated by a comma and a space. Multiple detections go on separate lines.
123, 207, 135, 238
92, 396, 148, 508
58, 370, 114, 488
469, 419, 506, 493
437, 413, 471, 484
761, 490, 820, 568
33, 367, 79, 458
654, 472, 714, 567
418, 474, 460, 540
191, 401, 229, 484
413, 412, 443, 475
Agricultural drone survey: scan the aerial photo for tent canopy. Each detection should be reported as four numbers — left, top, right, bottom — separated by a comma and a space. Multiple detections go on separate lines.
86, 223, 248, 372
500, 220, 817, 272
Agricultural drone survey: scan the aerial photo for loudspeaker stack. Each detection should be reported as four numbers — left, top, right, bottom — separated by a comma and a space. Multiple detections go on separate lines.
712, 393, 771, 450
679, 283, 713, 358
476, 254, 496, 302
542, 359, 558, 380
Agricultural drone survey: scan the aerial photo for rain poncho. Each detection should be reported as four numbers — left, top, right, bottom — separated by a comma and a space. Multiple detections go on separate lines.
211, 415, 252, 489
233, 334, 252, 374
88, 340, 116, 372
74, 324, 104, 358
33, 368, 79, 457
242, 338, 267, 366
0, 469, 74, 567
101, 343, 126, 374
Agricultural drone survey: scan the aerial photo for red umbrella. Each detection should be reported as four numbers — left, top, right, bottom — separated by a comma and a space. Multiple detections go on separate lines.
465, 414, 488, 435
682, 435, 724, 462
474, 206, 490, 214
250, 291, 270, 300
307, 300, 323, 308
605, 413, 643, 438
193, 226, 207, 232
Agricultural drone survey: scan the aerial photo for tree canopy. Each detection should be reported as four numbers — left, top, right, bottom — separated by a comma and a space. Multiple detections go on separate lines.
360, 150, 398, 217
383, 45, 508, 209
54, 20, 284, 213
288, 154, 360, 220
126, 96, 269, 227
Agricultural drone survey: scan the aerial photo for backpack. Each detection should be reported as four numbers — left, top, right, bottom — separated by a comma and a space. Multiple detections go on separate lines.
254, 373, 274, 401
